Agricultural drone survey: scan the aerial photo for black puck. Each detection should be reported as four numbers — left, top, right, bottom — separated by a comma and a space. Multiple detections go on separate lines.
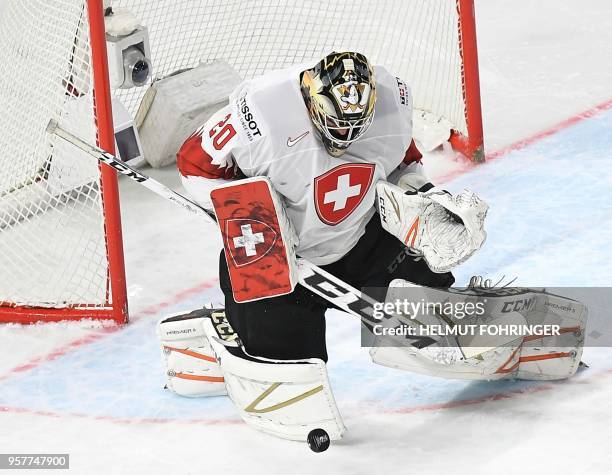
307, 428, 330, 452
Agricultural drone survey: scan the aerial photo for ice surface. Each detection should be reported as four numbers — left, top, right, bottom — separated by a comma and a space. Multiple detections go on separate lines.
2, 1, 612, 474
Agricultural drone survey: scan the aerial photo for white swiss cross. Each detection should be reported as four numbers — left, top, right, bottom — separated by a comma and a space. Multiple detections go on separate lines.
323, 173, 362, 211
233, 224, 264, 257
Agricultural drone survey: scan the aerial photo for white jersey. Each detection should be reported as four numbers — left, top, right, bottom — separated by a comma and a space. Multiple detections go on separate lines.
178, 64, 419, 265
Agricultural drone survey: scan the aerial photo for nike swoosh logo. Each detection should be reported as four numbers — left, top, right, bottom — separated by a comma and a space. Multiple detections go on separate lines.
287, 131, 309, 147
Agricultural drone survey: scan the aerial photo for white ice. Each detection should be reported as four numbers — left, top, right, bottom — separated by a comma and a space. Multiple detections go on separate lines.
2, 1, 612, 474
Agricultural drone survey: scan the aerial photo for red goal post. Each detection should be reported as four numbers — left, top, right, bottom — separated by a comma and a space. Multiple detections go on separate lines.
450, 0, 484, 161
0, 0, 128, 324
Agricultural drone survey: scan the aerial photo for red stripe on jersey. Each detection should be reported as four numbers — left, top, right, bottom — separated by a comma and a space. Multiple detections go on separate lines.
177, 132, 236, 180
403, 139, 423, 166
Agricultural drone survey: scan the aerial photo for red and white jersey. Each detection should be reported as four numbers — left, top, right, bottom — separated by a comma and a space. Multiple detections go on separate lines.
178, 64, 422, 265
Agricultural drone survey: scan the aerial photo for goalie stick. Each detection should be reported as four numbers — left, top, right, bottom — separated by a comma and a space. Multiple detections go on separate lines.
46, 119, 439, 350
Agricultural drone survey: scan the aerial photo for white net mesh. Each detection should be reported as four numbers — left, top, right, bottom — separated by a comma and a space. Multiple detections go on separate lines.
116, 0, 467, 135
0, 0, 468, 313
0, 0, 109, 309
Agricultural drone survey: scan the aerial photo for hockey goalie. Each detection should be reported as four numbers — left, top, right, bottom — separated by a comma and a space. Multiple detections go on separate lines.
156, 52, 586, 443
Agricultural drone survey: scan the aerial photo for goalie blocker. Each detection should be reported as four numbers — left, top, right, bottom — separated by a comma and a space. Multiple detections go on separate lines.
210, 177, 299, 303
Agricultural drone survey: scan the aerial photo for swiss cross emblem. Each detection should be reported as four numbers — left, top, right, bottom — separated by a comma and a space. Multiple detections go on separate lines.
225, 219, 277, 267
314, 163, 375, 225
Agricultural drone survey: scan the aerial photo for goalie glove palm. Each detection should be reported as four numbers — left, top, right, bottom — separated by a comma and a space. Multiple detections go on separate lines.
376, 181, 488, 273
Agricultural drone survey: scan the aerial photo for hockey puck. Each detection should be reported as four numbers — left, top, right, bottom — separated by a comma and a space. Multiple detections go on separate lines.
307, 429, 330, 452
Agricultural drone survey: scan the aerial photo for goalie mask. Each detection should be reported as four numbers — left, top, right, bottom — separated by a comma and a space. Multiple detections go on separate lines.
301, 52, 376, 157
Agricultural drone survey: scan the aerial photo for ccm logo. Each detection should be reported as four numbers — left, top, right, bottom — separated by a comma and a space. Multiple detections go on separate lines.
501, 297, 536, 313
378, 195, 387, 223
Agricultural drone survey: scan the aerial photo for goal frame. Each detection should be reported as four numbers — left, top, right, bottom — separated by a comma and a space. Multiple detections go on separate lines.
0, 0, 128, 325
0, 0, 483, 323
450, 0, 484, 162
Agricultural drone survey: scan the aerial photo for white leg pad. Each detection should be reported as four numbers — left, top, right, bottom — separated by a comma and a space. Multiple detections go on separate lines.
157, 310, 227, 397
370, 342, 519, 381
514, 292, 587, 380
370, 280, 588, 381
202, 312, 346, 441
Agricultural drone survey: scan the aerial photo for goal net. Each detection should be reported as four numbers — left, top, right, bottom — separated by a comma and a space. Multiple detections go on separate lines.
113, 0, 483, 155
0, 0, 482, 323
0, 0, 127, 323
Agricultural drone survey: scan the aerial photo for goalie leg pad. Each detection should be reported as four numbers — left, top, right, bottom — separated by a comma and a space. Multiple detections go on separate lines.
210, 176, 299, 303
203, 310, 346, 441
370, 344, 518, 381
513, 293, 587, 380
157, 310, 227, 397
370, 280, 587, 381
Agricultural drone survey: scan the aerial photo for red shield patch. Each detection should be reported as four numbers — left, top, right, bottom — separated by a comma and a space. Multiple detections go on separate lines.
314, 163, 375, 225
225, 218, 277, 267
